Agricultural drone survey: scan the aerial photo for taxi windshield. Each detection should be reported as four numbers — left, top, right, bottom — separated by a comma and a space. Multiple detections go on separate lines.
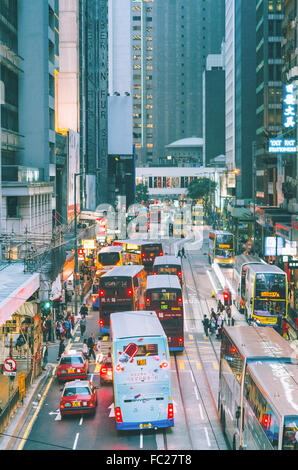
60, 356, 84, 365
63, 386, 90, 396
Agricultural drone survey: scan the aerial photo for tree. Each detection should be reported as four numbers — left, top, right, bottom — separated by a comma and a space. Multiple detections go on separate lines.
136, 183, 149, 203
187, 177, 217, 205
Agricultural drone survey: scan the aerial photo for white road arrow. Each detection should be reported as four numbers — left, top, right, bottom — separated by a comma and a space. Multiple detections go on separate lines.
108, 403, 115, 418
49, 409, 61, 421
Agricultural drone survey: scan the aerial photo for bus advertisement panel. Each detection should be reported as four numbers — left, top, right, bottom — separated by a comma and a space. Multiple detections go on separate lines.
111, 311, 173, 431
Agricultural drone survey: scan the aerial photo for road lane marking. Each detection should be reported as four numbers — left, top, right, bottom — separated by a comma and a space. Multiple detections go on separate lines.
79, 417, 83, 426
193, 386, 199, 401
73, 433, 79, 450
17, 366, 57, 450
190, 371, 194, 383
74, 336, 80, 342
213, 361, 219, 370
204, 427, 211, 447
178, 360, 185, 370
140, 432, 143, 449
199, 404, 204, 420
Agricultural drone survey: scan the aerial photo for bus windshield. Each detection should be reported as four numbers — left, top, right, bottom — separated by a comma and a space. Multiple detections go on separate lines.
158, 266, 178, 274
216, 234, 233, 247
215, 249, 233, 258
98, 252, 120, 266
254, 299, 287, 317
142, 245, 162, 255
255, 273, 286, 299
150, 292, 179, 302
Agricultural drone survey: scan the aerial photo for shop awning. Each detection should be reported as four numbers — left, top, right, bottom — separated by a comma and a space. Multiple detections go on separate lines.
0, 264, 40, 327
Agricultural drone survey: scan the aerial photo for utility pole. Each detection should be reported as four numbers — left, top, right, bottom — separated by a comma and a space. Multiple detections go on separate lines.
252, 141, 257, 253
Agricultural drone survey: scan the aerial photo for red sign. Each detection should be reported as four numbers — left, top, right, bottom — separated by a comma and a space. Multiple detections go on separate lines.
3, 358, 17, 372
97, 218, 107, 238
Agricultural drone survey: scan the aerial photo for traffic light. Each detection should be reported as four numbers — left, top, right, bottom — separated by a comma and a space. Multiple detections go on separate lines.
223, 289, 231, 307
42, 300, 52, 314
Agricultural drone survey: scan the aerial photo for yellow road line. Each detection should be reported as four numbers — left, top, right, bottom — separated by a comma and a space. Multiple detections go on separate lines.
94, 363, 101, 373
178, 360, 185, 370
17, 366, 57, 451
188, 334, 194, 340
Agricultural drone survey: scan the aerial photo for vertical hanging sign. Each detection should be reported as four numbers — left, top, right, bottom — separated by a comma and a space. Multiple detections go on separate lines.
283, 84, 296, 129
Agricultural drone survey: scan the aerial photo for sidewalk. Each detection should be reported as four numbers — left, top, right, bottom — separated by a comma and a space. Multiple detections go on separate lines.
0, 288, 93, 449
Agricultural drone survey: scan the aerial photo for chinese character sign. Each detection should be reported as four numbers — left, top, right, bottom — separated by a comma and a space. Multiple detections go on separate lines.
283, 84, 296, 129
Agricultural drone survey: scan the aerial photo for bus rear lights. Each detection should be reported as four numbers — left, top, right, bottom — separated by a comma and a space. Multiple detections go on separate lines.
178, 297, 182, 303
99, 290, 105, 297
177, 271, 182, 277
99, 319, 104, 327
146, 298, 150, 304
159, 251, 163, 256
115, 407, 123, 423
178, 337, 183, 344
141, 253, 146, 258
115, 364, 123, 372
100, 366, 107, 376
153, 272, 157, 275
167, 403, 174, 420
127, 289, 133, 296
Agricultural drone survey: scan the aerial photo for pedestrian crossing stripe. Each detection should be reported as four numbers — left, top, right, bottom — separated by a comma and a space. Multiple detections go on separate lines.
74, 337, 80, 342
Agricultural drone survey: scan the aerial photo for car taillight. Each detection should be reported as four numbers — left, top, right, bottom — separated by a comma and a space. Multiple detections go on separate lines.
168, 403, 174, 420
146, 297, 150, 304
153, 272, 157, 275
178, 337, 183, 344
178, 297, 182, 303
141, 252, 146, 258
99, 319, 104, 327
115, 407, 123, 423
127, 289, 133, 296
160, 362, 169, 369
60, 403, 65, 410
88, 402, 95, 408
100, 366, 107, 376
159, 251, 163, 256
99, 290, 105, 297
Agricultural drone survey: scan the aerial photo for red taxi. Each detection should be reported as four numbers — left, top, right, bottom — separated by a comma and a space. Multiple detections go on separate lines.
57, 350, 88, 382
60, 380, 97, 417
100, 356, 113, 385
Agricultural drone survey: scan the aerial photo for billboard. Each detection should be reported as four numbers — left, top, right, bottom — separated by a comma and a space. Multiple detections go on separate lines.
68, 130, 80, 221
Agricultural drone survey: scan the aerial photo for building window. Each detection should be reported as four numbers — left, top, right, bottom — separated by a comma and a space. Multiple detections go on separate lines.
7, 196, 18, 218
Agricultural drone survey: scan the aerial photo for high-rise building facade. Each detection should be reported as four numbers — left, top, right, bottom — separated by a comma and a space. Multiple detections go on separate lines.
132, 0, 225, 166
255, 0, 284, 206
281, 0, 298, 212
225, 0, 256, 199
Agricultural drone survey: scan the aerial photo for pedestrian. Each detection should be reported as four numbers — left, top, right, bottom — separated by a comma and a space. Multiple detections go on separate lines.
45, 314, 52, 342
216, 313, 223, 339
209, 316, 216, 335
181, 246, 186, 258
282, 317, 290, 340
80, 303, 88, 318
57, 338, 65, 361
56, 320, 62, 340
202, 315, 210, 337
83, 339, 89, 360
64, 318, 71, 339
16, 334, 26, 358
41, 342, 50, 370
80, 316, 86, 337
217, 300, 223, 313
42, 318, 48, 342
87, 333, 96, 361
226, 306, 232, 326
70, 312, 75, 330
177, 249, 182, 259
210, 307, 217, 322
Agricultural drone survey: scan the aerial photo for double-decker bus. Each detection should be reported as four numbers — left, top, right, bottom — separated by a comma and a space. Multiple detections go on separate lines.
110, 310, 174, 431
145, 275, 184, 351
153, 255, 182, 285
233, 254, 265, 314
98, 265, 146, 333
113, 239, 163, 272
218, 326, 298, 450
208, 230, 235, 266
192, 204, 204, 226
243, 264, 288, 325
92, 246, 125, 309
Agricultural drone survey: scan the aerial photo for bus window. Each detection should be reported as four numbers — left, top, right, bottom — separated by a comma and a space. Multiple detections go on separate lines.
122, 344, 158, 357
101, 278, 130, 289
98, 252, 120, 266
151, 292, 178, 302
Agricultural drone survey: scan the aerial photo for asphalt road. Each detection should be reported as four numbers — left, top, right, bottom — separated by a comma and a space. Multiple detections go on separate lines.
19, 229, 230, 451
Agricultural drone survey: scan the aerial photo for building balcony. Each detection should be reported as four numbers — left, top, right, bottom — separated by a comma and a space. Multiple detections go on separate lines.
0, 42, 23, 74
2, 166, 44, 184
1, 129, 24, 151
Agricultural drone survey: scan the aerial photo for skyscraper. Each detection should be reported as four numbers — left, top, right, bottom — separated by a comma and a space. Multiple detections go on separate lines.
225, 0, 256, 199
132, 0, 225, 166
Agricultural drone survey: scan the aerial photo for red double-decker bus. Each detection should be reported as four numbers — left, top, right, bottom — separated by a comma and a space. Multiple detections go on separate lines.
98, 265, 147, 334
145, 275, 184, 351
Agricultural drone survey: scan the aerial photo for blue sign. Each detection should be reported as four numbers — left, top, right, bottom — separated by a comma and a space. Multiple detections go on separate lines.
283, 84, 296, 129
269, 138, 297, 153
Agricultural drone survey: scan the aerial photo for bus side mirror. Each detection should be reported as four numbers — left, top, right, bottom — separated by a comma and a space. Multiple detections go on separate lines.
250, 299, 252, 305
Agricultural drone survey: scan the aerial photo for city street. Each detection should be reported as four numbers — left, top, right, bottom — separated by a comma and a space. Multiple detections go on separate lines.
8, 230, 235, 451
